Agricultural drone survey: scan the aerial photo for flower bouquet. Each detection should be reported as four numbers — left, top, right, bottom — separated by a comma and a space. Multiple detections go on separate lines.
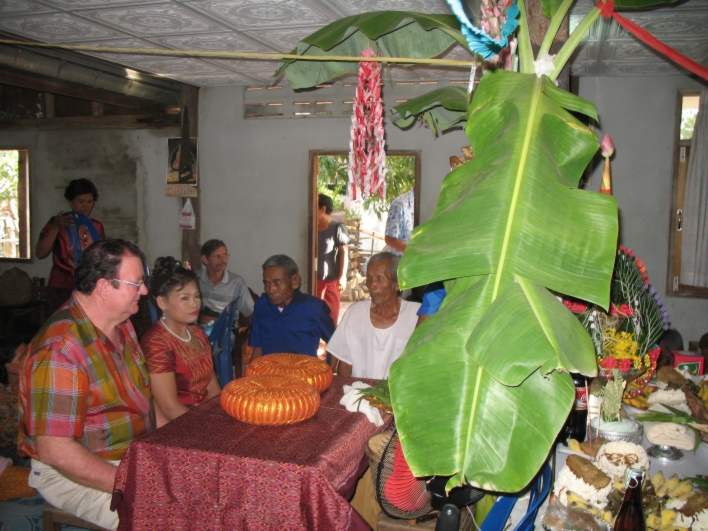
564, 246, 669, 399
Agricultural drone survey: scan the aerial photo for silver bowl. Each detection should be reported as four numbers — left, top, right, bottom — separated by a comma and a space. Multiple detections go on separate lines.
589, 421, 644, 445
647, 444, 683, 461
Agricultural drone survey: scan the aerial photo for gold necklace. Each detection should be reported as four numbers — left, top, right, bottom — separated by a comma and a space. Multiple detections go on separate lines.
160, 317, 191, 343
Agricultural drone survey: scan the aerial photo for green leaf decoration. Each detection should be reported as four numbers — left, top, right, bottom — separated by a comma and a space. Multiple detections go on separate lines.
390, 277, 576, 491
541, 0, 566, 18
390, 86, 470, 134
389, 69, 618, 492
398, 71, 615, 308
272, 12, 467, 89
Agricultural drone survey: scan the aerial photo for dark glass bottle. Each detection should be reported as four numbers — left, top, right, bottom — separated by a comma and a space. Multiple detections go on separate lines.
558, 374, 588, 444
614, 469, 646, 531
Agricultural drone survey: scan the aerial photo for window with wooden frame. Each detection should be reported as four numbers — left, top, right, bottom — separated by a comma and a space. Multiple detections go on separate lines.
667, 92, 706, 298
0, 149, 30, 260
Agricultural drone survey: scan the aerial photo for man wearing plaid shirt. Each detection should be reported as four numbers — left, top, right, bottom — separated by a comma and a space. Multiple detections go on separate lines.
18, 239, 154, 530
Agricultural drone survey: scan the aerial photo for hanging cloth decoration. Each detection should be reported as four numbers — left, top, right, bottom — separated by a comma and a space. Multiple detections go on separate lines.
348, 45, 386, 201
595, 0, 708, 82
445, 0, 519, 61
67, 211, 101, 266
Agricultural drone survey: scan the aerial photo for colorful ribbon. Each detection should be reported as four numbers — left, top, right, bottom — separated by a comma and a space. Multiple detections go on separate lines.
595, 0, 708, 82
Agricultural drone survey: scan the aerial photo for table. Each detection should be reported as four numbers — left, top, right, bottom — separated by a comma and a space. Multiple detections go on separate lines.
112, 376, 391, 531
556, 419, 708, 479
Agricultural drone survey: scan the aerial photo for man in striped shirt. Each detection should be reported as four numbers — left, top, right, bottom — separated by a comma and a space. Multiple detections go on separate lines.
18, 239, 154, 531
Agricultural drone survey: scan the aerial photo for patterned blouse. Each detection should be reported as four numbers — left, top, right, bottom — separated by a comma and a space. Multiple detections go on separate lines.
141, 324, 214, 408
40, 217, 105, 289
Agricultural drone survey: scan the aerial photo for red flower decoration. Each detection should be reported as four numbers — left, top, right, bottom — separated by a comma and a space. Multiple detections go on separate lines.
563, 299, 588, 313
619, 358, 632, 372
648, 347, 660, 363
599, 356, 618, 369
348, 45, 386, 200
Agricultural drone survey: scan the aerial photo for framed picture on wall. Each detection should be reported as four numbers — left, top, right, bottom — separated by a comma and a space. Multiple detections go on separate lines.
166, 138, 198, 186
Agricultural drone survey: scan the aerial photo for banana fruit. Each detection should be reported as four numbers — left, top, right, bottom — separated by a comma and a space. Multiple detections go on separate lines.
567, 438, 582, 453
652, 471, 665, 493
657, 474, 680, 498
647, 513, 661, 530
699, 382, 708, 407
660, 510, 677, 530
667, 479, 694, 499
566, 491, 613, 524
623, 380, 657, 409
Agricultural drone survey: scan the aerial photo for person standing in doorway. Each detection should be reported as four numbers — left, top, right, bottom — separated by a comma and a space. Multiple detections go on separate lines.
317, 194, 349, 324
384, 188, 414, 256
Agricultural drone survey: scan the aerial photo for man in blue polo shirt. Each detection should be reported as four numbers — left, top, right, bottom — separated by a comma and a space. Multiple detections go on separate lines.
249, 254, 335, 359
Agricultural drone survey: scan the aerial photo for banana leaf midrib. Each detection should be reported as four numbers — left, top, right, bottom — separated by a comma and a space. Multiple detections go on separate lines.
491, 77, 543, 302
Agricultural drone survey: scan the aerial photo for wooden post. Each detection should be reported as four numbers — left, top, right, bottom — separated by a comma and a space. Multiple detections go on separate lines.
525, 0, 570, 89
180, 85, 200, 267
44, 93, 55, 118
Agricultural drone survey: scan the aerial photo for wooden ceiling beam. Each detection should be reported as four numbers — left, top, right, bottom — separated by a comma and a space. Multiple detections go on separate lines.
0, 69, 175, 112
0, 113, 179, 130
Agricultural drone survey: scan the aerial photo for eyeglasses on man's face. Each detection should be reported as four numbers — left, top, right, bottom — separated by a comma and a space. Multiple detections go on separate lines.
111, 278, 145, 290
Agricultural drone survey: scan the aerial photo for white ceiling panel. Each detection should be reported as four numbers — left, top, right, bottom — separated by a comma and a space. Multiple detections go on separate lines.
244, 26, 320, 51
39, 0, 159, 7
0, 0, 705, 87
78, 4, 226, 35
0, 12, 124, 40
184, 0, 330, 28
339, 0, 450, 15
77, 36, 168, 63
127, 56, 230, 74
0, 0, 52, 15
150, 32, 274, 52
169, 71, 259, 84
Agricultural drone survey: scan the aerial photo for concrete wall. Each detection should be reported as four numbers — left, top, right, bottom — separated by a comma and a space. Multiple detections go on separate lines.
2, 74, 706, 345
198, 84, 469, 293
0, 127, 182, 280
579, 75, 708, 345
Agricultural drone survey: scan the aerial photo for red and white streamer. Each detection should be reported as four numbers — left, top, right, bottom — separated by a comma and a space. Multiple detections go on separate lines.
348, 45, 386, 200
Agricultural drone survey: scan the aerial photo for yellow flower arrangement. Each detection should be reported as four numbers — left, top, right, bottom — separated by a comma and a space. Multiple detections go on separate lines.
599, 329, 651, 373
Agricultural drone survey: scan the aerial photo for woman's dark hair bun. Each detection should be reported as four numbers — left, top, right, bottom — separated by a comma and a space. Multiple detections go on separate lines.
152, 256, 179, 278
149, 255, 198, 308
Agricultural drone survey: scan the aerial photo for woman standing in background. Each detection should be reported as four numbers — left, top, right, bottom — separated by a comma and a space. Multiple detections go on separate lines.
36, 178, 105, 313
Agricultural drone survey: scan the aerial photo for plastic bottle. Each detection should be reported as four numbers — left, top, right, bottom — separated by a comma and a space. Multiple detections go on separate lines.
558, 374, 588, 444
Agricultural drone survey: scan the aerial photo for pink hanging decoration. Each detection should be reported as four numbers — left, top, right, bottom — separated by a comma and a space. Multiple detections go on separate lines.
348, 45, 386, 200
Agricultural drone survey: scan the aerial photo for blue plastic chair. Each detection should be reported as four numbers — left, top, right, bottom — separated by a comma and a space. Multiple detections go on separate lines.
479, 460, 552, 531
209, 302, 239, 388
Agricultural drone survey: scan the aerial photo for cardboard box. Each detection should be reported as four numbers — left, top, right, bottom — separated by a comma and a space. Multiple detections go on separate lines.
671, 350, 704, 376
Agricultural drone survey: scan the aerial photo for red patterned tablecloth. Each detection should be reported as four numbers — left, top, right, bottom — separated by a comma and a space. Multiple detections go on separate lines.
112, 376, 390, 531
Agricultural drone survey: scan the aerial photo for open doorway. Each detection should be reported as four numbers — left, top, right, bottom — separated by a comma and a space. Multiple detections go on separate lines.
308, 150, 421, 324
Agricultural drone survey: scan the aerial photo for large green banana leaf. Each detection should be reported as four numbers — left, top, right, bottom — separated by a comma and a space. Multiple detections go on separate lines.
390, 86, 469, 135
272, 12, 467, 89
389, 69, 618, 492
